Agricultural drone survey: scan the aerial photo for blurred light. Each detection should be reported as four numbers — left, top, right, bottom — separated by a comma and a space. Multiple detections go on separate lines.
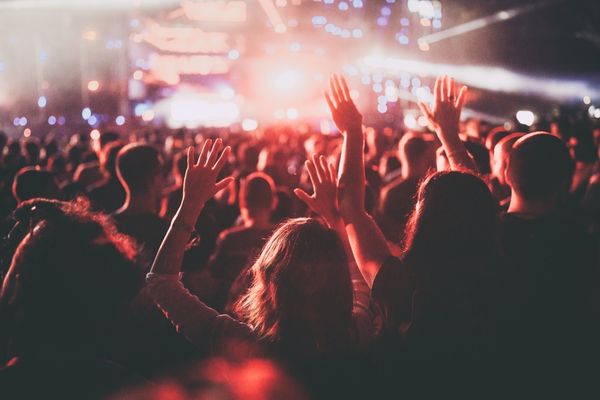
242, 118, 258, 131
312, 16, 327, 25
338, 1, 348, 11
23, 128, 31, 138
133, 70, 143, 80
583, 95, 591, 105
376, 17, 388, 26
12, 117, 19, 126
400, 17, 410, 26
88, 115, 98, 125
220, 87, 235, 99
417, 115, 429, 127
142, 109, 155, 122
274, 23, 286, 33
90, 129, 101, 140
274, 109, 285, 119
516, 110, 535, 126
87, 80, 100, 91
134, 103, 150, 116
37, 96, 47, 108
82, 30, 97, 41
82, 107, 92, 120
58, 116, 66, 125
19, 117, 27, 126
373, 83, 383, 93
397, 35, 409, 44
349, 89, 359, 100
130, 19, 140, 28
588, 105, 596, 117
38, 51, 48, 62
404, 114, 417, 129
352, 0, 363, 8
411, 77, 421, 87
290, 42, 301, 52
288, 19, 298, 27
377, 103, 388, 113
286, 108, 299, 119
115, 115, 126, 126
324, 0, 334, 4
407, 0, 419, 12
432, 19, 442, 29
418, 1, 435, 18
320, 120, 332, 134
381, 6, 391, 16
415, 86, 431, 102
274, 70, 301, 90
228, 49, 240, 60
48, 115, 57, 125
420, 18, 431, 27
352, 29, 363, 38
595, 108, 600, 119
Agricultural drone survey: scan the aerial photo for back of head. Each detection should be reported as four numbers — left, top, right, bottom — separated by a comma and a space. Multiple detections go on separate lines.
1, 198, 141, 352
464, 140, 491, 175
99, 131, 120, 150
116, 143, 163, 194
12, 167, 61, 203
398, 133, 429, 170
235, 218, 352, 353
404, 171, 497, 281
506, 132, 573, 202
492, 133, 524, 182
99, 141, 125, 178
240, 172, 276, 215
485, 127, 510, 152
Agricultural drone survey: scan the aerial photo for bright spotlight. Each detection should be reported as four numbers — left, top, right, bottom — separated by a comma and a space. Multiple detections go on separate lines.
82, 107, 92, 120
274, 70, 301, 90
115, 115, 126, 126
242, 118, 258, 131
90, 129, 101, 140
516, 110, 535, 126
87, 80, 100, 91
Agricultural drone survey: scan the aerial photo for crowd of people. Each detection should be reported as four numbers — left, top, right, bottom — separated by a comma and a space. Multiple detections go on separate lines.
0, 74, 599, 399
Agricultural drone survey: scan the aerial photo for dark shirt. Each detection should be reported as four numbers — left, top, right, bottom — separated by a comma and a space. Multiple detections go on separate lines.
113, 212, 169, 269
377, 177, 419, 243
87, 178, 126, 213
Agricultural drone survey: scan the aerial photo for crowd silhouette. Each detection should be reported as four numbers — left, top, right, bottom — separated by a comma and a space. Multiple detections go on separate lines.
0, 74, 599, 399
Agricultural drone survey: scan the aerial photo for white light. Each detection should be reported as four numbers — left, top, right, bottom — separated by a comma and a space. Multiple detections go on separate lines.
115, 115, 126, 126
142, 109, 155, 122
583, 95, 591, 105
48, 115, 56, 125
133, 70, 143, 80
19, 117, 27, 126
274, 70, 301, 90
407, 0, 419, 13
377, 103, 388, 114
23, 128, 31, 138
415, 86, 432, 102
82, 107, 92, 120
338, 1, 348, 10
516, 110, 535, 126
242, 118, 258, 131
228, 49, 240, 60
37, 96, 47, 108
90, 129, 101, 140
404, 114, 417, 129
88, 115, 98, 125
87, 80, 100, 91
352, 28, 362, 38
13, 117, 20, 126
418, 1, 435, 18
595, 109, 600, 119
349, 89, 359, 100
589, 105, 596, 117
220, 87, 235, 99
286, 108, 299, 119
417, 115, 429, 127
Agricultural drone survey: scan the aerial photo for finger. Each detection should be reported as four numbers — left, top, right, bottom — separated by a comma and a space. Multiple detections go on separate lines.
197, 139, 212, 166
212, 146, 231, 173
293, 188, 314, 207
434, 76, 443, 107
205, 138, 223, 167
330, 75, 344, 105
447, 76, 454, 101
418, 102, 434, 122
456, 85, 468, 111
337, 75, 351, 102
318, 155, 330, 182
328, 161, 338, 183
214, 176, 235, 194
324, 90, 337, 112
304, 159, 319, 189
187, 146, 195, 170
312, 154, 325, 183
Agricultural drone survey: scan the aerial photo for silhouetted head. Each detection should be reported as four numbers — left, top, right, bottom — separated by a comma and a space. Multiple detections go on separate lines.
506, 132, 573, 203
491, 133, 525, 184
403, 171, 497, 287
240, 172, 277, 218
99, 141, 124, 178
235, 218, 353, 354
12, 167, 62, 204
485, 127, 510, 152
398, 133, 431, 177
116, 143, 163, 197
0, 198, 141, 355
99, 131, 120, 150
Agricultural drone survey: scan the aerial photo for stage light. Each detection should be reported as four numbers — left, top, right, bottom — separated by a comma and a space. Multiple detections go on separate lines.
595, 109, 600, 119
274, 70, 301, 90
133, 70, 143, 80
350, 89, 359, 100
432, 19, 442, 29
19, 117, 27, 126
87, 80, 100, 91
242, 118, 258, 131
407, 0, 419, 13
352, 29, 363, 38
90, 129, 101, 140
516, 110, 535, 126
404, 114, 417, 129
228, 49, 240, 60
376, 17, 388, 26
373, 83, 383, 93
290, 42, 301, 52
82, 107, 92, 120
58, 116, 66, 125
418, 1, 435, 18
338, 2, 348, 11
352, 0, 363, 8
220, 87, 235, 99
286, 108, 299, 119
377, 103, 388, 114
588, 106, 596, 117
583, 95, 591, 105
400, 17, 410, 26
115, 115, 126, 126
48, 115, 57, 125
312, 16, 326, 26
37, 96, 47, 108
12, 117, 19, 126
82, 30, 97, 41
23, 128, 31, 138
381, 6, 391, 16
88, 115, 98, 125
418, 116, 429, 127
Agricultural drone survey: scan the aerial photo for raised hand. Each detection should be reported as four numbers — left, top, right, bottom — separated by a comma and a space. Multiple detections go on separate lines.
324, 74, 363, 135
181, 138, 234, 218
294, 155, 340, 227
418, 75, 467, 145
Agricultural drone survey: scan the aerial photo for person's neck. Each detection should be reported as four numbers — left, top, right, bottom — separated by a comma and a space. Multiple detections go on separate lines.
242, 211, 272, 229
507, 192, 557, 217
118, 192, 159, 215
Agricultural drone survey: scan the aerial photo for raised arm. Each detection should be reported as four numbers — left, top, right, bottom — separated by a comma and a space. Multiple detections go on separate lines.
418, 75, 477, 173
324, 75, 390, 288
